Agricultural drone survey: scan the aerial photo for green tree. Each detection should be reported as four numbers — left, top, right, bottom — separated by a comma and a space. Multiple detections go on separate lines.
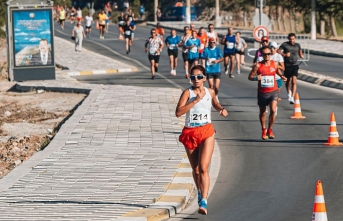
0, 0, 6, 37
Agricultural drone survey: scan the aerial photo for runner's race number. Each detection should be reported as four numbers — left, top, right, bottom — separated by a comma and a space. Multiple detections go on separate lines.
190, 109, 211, 125
261, 76, 274, 87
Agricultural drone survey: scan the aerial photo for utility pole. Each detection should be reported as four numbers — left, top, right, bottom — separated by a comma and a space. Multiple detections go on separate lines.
215, 0, 220, 27
154, 0, 158, 23
259, 0, 263, 26
311, 0, 316, 40
186, 0, 190, 24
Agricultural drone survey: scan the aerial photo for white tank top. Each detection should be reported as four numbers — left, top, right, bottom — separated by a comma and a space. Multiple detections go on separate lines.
206, 31, 216, 42
185, 87, 212, 127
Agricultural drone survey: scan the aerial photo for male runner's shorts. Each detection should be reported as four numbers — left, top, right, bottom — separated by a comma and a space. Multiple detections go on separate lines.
188, 58, 198, 65
207, 72, 221, 79
124, 34, 131, 40
276, 79, 283, 88
258, 90, 278, 107
59, 19, 65, 23
168, 49, 178, 58
179, 123, 215, 150
86, 26, 91, 29
284, 65, 299, 79
224, 52, 235, 57
235, 50, 244, 55
182, 52, 188, 61
148, 54, 160, 63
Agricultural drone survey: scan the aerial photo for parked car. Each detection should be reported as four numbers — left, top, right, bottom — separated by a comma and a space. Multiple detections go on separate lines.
161, 6, 197, 21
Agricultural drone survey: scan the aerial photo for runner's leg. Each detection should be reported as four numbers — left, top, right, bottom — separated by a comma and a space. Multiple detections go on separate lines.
259, 106, 267, 129
214, 77, 221, 96
184, 148, 200, 191
198, 135, 215, 200
235, 53, 240, 74
291, 76, 297, 99
229, 55, 235, 75
224, 56, 229, 74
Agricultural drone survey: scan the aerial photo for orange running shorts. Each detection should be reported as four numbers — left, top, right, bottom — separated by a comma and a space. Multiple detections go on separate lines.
179, 123, 215, 150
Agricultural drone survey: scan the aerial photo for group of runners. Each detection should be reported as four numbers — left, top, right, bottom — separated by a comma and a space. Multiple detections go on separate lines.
175, 30, 303, 215
55, 5, 83, 30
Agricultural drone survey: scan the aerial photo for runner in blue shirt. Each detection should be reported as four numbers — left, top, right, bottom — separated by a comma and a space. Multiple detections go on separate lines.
202, 37, 224, 99
185, 30, 201, 80
221, 27, 237, 78
139, 4, 145, 20
165, 29, 181, 76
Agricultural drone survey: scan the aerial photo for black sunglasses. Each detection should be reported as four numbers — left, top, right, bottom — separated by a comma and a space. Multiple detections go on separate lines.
262, 40, 268, 43
262, 53, 271, 56
190, 75, 204, 81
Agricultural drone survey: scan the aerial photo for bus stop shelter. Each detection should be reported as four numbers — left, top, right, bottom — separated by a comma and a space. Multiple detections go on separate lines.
5, 0, 55, 81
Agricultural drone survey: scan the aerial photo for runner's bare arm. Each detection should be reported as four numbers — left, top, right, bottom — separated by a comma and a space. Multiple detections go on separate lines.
248, 64, 260, 81
208, 88, 228, 116
278, 61, 285, 71
221, 36, 226, 45
215, 33, 219, 45
175, 90, 200, 117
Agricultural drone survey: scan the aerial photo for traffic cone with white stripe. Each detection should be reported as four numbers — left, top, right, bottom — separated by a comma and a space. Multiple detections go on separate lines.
312, 180, 328, 221
324, 112, 343, 146
290, 93, 306, 119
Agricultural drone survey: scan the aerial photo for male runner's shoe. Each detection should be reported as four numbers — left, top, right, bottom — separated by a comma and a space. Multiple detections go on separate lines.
289, 97, 295, 104
224, 67, 228, 75
237, 70, 240, 74
151, 75, 155, 80
229, 74, 235, 78
267, 129, 275, 139
198, 199, 208, 215
262, 128, 268, 140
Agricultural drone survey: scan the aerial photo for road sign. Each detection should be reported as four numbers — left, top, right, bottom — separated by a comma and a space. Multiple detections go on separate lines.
253, 25, 269, 42
253, 13, 269, 27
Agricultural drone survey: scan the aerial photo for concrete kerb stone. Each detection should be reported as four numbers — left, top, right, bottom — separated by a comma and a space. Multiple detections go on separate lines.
0, 82, 196, 221
66, 67, 139, 77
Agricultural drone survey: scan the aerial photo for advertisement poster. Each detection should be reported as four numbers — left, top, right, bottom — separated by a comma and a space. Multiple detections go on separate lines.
12, 9, 54, 67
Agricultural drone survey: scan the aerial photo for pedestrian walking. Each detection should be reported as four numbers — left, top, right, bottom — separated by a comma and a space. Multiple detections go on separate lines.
176, 65, 228, 215
72, 22, 86, 52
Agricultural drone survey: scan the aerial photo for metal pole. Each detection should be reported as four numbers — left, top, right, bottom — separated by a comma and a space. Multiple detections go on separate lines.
154, 0, 158, 22
5, 1, 13, 81
186, 0, 191, 24
311, 0, 316, 40
215, 0, 220, 27
259, 0, 262, 26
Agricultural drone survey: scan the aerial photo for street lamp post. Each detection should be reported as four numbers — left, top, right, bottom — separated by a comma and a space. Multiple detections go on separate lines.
215, 0, 220, 27
311, 0, 316, 40
186, 0, 190, 24
154, 0, 158, 22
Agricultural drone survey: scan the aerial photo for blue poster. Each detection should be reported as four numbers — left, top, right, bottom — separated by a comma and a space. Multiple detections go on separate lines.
13, 9, 53, 67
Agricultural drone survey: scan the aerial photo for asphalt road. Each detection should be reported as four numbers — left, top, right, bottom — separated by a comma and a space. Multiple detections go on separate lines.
55, 22, 343, 220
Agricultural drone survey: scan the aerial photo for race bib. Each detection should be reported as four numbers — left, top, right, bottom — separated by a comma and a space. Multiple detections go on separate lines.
226, 42, 234, 49
236, 43, 242, 50
190, 46, 198, 53
261, 76, 274, 88
206, 58, 216, 66
190, 109, 211, 125
149, 48, 157, 54
100, 20, 106, 25
169, 44, 176, 50
125, 30, 131, 35
199, 44, 204, 50
119, 21, 124, 25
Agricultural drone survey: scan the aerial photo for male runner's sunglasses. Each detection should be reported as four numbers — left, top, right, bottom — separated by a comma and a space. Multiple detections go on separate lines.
262, 53, 271, 56
190, 75, 204, 81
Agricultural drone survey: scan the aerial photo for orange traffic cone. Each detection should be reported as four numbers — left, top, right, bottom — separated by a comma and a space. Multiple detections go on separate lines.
290, 93, 306, 119
324, 112, 343, 146
312, 180, 328, 221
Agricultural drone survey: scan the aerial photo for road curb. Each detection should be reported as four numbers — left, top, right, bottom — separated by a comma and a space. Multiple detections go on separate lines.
65, 68, 139, 77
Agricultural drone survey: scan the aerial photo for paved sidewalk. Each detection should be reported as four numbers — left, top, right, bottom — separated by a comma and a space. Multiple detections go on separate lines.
149, 22, 343, 58
55, 37, 138, 76
0, 37, 197, 220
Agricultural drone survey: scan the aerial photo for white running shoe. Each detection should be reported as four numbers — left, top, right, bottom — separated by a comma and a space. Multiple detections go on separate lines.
237, 70, 240, 75
229, 74, 235, 78
224, 67, 228, 75
290, 97, 295, 104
